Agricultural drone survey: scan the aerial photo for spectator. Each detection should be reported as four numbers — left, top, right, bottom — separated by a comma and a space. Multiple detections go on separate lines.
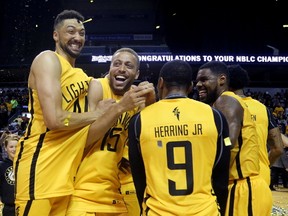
0, 101, 8, 130
9, 97, 18, 117
270, 149, 288, 190
0, 134, 19, 216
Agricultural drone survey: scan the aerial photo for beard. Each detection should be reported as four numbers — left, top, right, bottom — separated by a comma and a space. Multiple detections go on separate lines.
205, 90, 219, 106
199, 89, 218, 106
109, 77, 134, 96
59, 41, 81, 59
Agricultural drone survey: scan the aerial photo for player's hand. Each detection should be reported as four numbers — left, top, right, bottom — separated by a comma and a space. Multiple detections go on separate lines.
134, 81, 156, 110
95, 99, 116, 114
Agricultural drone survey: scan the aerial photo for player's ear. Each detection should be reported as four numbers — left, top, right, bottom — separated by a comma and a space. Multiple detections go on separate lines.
187, 82, 193, 94
157, 77, 164, 89
219, 74, 226, 86
135, 70, 140, 80
53, 31, 59, 42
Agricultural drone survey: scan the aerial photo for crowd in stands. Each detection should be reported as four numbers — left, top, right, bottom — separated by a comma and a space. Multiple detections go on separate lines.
246, 89, 288, 134
0, 88, 29, 134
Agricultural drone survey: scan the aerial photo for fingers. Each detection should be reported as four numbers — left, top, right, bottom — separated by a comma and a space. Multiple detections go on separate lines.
138, 81, 149, 87
133, 84, 155, 97
137, 81, 154, 89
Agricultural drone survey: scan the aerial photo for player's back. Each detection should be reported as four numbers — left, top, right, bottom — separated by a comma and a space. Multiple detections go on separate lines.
221, 91, 259, 180
138, 97, 221, 216
242, 97, 270, 184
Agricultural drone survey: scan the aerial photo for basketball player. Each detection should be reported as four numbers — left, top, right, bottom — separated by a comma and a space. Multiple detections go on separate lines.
196, 61, 272, 216
66, 48, 155, 215
13, 10, 150, 216
128, 60, 231, 216
228, 64, 284, 185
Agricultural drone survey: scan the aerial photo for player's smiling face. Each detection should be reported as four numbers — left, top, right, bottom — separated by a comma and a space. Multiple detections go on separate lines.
56, 18, 85, 59
108, 51, 139, 95
196, 68, 219, 105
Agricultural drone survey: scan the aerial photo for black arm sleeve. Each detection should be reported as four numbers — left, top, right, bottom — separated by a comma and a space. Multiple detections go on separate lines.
128, 113, 146, 211
211, 108, 231, 216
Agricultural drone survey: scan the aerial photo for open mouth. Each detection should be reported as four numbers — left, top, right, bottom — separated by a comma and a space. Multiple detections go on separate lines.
70, 43, 81, 52
198, 89, 207, 98
115, 75, 127, 84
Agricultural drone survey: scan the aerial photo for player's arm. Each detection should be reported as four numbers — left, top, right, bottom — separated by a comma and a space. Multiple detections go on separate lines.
128, 113, 146, 209
266, 107, 284, 165
87, 78, 103, 111
86, 85, 152, 149
214, 95, 243, 148
29, 51, 113, 130
211, 108, 231, 216
281, 133, 288, 148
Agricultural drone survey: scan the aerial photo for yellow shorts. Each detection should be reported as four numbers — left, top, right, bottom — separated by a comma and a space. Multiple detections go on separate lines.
120, 182, 140, 216
15, 196, 70, 216
225, 176, 272, 216
66, 211, 128, 216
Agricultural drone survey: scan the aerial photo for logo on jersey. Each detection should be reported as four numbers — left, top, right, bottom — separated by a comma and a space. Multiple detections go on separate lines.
5, 166, 15, 185
173, 107, 180, 120
16, 206, 20, 216
112, 199, 125, 205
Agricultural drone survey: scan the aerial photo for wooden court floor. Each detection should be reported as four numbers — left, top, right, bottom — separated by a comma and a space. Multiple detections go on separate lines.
271, 186, 288, 216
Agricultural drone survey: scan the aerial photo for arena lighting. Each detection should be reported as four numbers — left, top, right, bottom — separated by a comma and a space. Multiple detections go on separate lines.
91, 54, 288, 64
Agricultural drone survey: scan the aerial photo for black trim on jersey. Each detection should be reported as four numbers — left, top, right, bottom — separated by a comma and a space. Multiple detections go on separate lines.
23, 199, 33, 216
247, 177, 253, 216
25, 88, 34, 138
236, 131, 244, 179
228, 181, 236, 216
144, 194, 151, 215
212, 108, 224, 166
29, 132, 46, 199
14, 139, 24, 196
228, 177, 253, 216
128, 112, 146, 212
211, 108, 231, 216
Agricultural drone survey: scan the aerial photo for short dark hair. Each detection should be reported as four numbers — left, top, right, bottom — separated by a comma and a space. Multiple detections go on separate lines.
54, 10, 84, 30
199, 61, 229, 84
112, 48, 140, 70
159, 60, 193, 86
228, 64, 250, 90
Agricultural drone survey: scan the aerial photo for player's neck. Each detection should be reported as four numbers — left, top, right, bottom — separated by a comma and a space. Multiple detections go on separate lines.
234, 89, 246, 98
165, 92, 187, 99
